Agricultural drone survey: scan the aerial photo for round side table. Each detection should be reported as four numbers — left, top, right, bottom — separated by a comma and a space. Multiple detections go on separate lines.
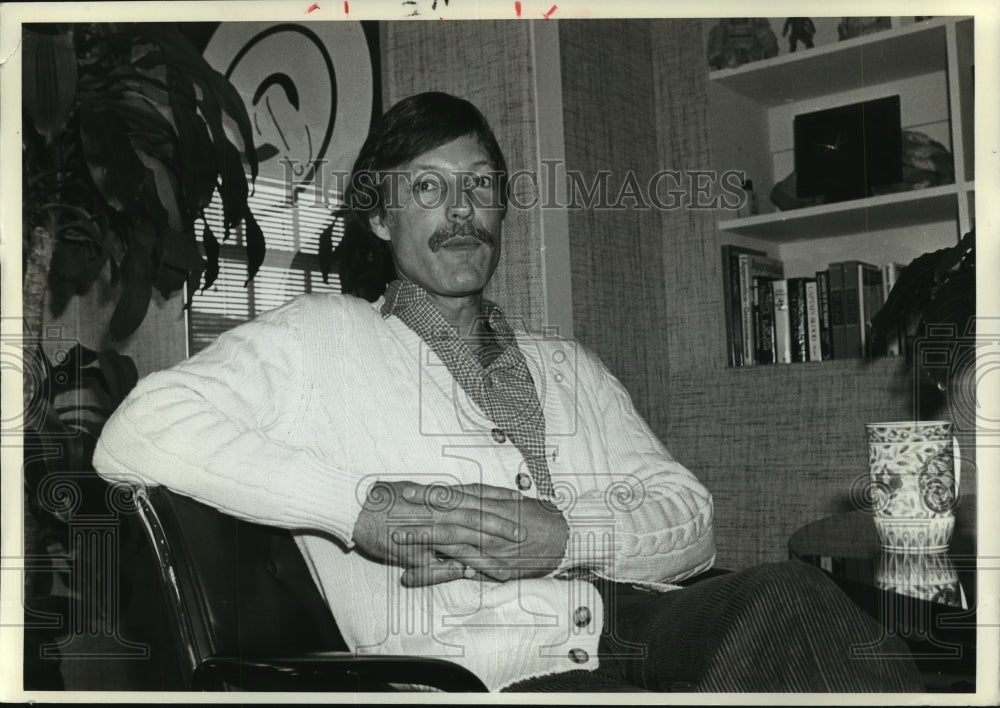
788, 495, 977, 693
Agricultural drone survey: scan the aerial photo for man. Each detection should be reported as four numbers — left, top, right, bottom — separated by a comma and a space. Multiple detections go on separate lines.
94, 92, 921, 692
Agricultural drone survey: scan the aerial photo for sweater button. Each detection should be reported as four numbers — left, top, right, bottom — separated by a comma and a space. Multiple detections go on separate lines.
491, 428, 507, 444
573, 606, 592, 627
515, 473, 532, 491
568, 648, 589, 664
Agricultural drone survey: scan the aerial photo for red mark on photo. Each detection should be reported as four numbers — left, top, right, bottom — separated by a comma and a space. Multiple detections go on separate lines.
306, 2, 319, 12
344, 0, 349, 13
515, 1, 521, 17
543, 4, 557, 19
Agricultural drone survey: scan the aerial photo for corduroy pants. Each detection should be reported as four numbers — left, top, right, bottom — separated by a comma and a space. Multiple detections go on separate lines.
504, 560, 924, 692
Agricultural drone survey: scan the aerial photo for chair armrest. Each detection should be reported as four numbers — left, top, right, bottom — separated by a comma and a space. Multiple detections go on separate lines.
192, 652, 489, 692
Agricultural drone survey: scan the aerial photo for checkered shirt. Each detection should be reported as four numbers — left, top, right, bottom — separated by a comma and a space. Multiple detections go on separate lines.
381, 279, 554, 499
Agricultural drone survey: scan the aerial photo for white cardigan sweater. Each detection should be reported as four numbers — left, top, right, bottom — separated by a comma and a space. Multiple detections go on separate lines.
93, 293, 715, 690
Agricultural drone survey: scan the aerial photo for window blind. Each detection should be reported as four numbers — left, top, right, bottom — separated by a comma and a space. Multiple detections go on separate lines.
188, 177, 343, 355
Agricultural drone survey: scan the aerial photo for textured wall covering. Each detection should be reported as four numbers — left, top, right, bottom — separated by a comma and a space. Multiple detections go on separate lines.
558, 20, 670, 429
381, 21, 547, 331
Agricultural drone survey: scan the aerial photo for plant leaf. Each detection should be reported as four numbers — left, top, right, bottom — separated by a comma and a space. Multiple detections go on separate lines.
108, 225, 154, 341
243, 209, 266, 286
140, 156, 183, 231
95, 349, 138, 409
925, 268, 976, 334
134, 44, 258, 183
871, 230, 976, 342
219, 80, 259, 185
160, 226, 206, 273
318, 222, 335, 284
202, 222, 220, 290
109, 92, 175, 138
218, 139, 249, 230
23, 28, 78, 142
170, 86, 218, 215
155, 226, 205, 300
871, 245, 958, 333
78, 107, 145, 214
255, 143, 280, 163
153, 263, 188, 300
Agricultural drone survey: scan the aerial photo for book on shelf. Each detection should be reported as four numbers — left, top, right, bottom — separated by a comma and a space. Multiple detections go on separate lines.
772, 279, 792, 364
738, 254, 755, 366
827, 263, 846, 360
805, 280, 822, 362
837, 260, 886, 359
721, 245, 783, 367
787, 277, 814, 362
815, 270, 832, 360
721, 244, 764, 367
721, 251, 898, 365
841, 261, 863, 358
860, 262, 886, 358
753, 276, 777, 364
740, 253, 783, 365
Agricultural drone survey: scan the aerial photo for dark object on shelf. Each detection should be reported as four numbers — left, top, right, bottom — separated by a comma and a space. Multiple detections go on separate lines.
871, 130, 955, 195
771, 129, 954, 211
837, 17, 892, 41
794, 96, 903, 204
707, 18, 779, 70
740, 179, 760, 217
769, 171, 826, 211
870, 230, 975, 420
783, 18, 815, 53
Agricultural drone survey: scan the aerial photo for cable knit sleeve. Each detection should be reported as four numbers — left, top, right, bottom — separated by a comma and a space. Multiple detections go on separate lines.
92, 296, 359, 546
554, 347, 715, 586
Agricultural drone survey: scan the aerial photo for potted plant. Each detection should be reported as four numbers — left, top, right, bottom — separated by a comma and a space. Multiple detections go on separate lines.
870, 228, 976, 420
20, 22, 262, 688
22, 22, 263, 342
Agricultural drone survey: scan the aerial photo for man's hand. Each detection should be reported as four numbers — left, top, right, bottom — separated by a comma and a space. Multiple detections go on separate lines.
379, 482, 570, 585
351, 481, 527, 586
467, 494, 570, 580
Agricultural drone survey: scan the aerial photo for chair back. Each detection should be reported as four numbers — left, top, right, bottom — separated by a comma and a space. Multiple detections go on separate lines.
134, 486, 347, 687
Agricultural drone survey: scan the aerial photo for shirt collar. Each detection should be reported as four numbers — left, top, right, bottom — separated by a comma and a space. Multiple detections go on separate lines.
380, 279, 515, 343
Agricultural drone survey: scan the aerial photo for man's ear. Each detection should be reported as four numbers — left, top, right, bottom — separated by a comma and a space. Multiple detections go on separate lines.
368, 212, 391, 242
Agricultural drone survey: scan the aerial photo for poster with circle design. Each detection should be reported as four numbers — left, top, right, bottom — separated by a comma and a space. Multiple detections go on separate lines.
201, 21, 376, 188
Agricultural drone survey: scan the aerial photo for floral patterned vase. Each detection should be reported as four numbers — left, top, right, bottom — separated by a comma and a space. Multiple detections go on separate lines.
865, 421, 960, 553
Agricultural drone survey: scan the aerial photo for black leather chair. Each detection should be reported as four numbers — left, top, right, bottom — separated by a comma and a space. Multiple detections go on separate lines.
130, 485, 726, 692
132, 486, 487, 691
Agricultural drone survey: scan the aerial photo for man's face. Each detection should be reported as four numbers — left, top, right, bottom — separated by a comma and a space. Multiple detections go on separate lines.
369, 134, 505, 299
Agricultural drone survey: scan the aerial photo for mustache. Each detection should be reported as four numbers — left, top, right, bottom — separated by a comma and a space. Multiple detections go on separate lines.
428, 223, 496, 252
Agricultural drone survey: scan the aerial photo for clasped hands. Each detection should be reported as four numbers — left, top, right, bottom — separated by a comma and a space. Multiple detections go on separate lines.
352, 481, 569, 587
